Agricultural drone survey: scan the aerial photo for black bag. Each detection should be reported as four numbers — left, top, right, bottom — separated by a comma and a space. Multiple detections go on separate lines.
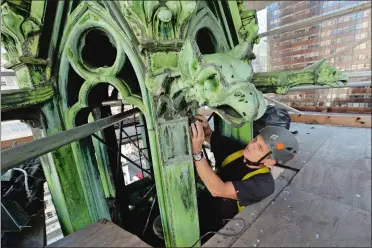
253, 105, 291, 136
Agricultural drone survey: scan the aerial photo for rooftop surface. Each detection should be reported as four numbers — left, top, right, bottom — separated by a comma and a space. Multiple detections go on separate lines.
204, 122, 371, 247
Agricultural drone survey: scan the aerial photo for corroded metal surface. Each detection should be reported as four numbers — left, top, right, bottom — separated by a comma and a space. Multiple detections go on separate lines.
0, 0, 348, 247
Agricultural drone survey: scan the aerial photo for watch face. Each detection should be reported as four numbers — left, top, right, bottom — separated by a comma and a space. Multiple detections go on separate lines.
193, 153, 203, 161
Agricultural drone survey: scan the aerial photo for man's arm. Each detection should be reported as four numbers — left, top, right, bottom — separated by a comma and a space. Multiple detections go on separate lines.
194, 157, 237, 199
194, 114, 245, 166
191, 120, 237, 200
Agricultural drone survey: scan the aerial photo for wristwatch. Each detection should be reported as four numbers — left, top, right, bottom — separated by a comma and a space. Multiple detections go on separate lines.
192, 151, 204, 161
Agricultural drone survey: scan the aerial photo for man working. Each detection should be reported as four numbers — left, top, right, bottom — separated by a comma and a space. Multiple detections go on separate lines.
153, 114, 298, 240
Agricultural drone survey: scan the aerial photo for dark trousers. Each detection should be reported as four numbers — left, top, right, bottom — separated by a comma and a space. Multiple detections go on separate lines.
197, 189, 239, 235
153, 189, 238, 242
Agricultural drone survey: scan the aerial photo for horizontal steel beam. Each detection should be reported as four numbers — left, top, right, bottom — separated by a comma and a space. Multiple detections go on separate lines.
101, 100, 122, 106
263, 95, 304, 114
288, 81, 371, 91
345, 71, 372, 78
1, 108, 140, 173
259, 2, 371, 37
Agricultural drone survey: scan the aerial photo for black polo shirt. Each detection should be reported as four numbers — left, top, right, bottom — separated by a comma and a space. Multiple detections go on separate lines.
210, 132, 275, 206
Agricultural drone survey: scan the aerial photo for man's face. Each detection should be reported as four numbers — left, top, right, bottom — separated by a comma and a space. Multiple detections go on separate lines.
243, 135, 276, 166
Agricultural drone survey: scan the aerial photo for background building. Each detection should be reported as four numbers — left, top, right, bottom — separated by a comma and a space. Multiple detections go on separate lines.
249, 0, 371, 113
1, 49, 34, 149
267, 1, 371, 73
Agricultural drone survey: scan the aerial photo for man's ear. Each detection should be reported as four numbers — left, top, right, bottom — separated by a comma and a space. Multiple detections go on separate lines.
178, 38, 203, 79
263, 158, 276, 167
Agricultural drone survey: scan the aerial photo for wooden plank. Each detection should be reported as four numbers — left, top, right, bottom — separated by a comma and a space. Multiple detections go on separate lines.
290, 113, 372, 128
308, 126, 371, 172
292, 159, 371, 212
1, 136, 34, 150
203, 168, 296, 247
285, 150, 313, 170
1, 108, 140, 173
290, 123, 335, 153
231, 186, 371, 247
48, 219, 149, 247
278, 97, 372, 103
293, 106, 371, 114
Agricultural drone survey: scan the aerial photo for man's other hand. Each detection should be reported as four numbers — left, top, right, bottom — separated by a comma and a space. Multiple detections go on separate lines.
194, 114, 213, 143
191, 121, 205, 153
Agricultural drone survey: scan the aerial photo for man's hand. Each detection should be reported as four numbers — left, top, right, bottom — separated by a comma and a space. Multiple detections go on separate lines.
190, 121, 205, 153
194, 114, 213, 144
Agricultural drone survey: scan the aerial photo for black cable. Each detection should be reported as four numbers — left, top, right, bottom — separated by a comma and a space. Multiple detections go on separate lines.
142, 194, 157, 237
91, 133, 153, 175
131, 184, 156, 212
189, 217, 246, 248
275, 163, 300, 172
116, 103, 124, 184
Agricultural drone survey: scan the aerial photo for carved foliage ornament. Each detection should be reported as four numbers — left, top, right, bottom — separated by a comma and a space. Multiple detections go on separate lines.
1, 1, 40, 67
121, 1, 197, 40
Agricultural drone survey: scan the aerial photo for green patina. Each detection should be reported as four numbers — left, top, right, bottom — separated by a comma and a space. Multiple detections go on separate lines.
155, 117, 199, 247
89, 112, 115, 198
147, 39, 267, 128
30, 0, 45, 23
41, 101, 92, 233
79, 12, 100, 25
1, 85, 54, 111
163, 161, 200, 246
30, 69, 43, 85
150, 52, 179, 73
252, 59, 348, 94
51, 147, 91, 231
1, 0, 348, 247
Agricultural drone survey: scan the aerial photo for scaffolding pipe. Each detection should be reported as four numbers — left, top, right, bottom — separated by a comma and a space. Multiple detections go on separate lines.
102, 100, 122, 106
322, 35, 371, 60
288, 81, 371, 91
1, 108, 140, 173
264, 95, 304, 114
345, 71, 372, 78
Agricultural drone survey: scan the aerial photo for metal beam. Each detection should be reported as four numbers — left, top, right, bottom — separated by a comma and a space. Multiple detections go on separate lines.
259, 2, 371, 37
1, 108, 140, 173
345, 71, 372, 78
263, 95, 304, 114
288, 81, 371, 91
101, 100, 122, 106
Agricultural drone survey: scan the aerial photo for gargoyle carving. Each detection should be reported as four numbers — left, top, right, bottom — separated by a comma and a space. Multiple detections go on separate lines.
252, 60, 348, 94
146, 38, 267, 127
